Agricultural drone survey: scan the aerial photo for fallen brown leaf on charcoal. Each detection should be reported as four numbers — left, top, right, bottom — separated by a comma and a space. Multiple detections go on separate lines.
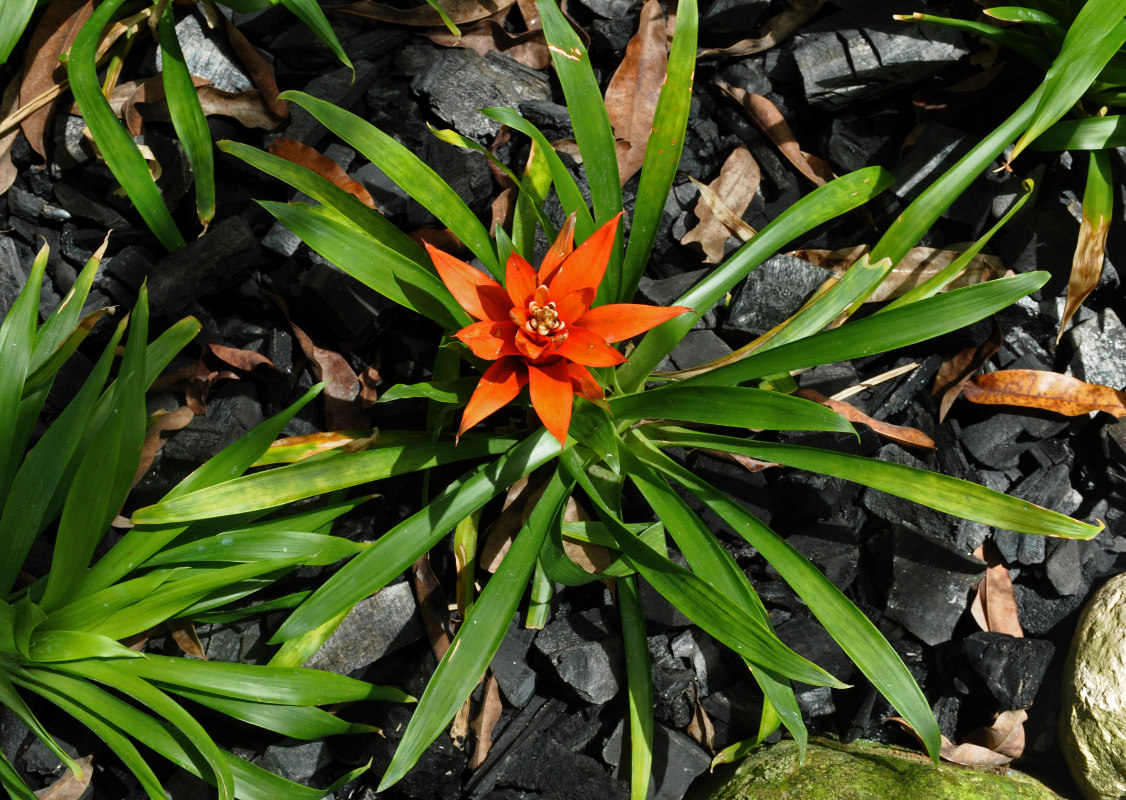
559, 495, 611, 576
0, 74, 23, 194
167, 619, 207, 660
468, 674, 503, 768
34, 754, 93, 800
970, 541, 1024, 638
716, 82, 835, 186
963, 369, 1126, 418
604, 0, 668, 184
1059, 162, 1112, 342
796, 389, 935, 449
941, 709, 1027, 765
132, 406, 196, 486
687, 699, 716, 752
413, 553, 454, 663
792, 245, 999, 302
360, 362, 381, 407
698, 0, 825, 57
336, 0, 518, 27
112, 77, 285, 134
490, 187, 516, 236
222, 14, 288, 118
426, 20, 551, 70
932, 321, 1002, 423
681, 146, 760, 263
269, 137, 376, 208
18, 0, 92, 158
480, 476, 536, 572
150, 343, 279, 414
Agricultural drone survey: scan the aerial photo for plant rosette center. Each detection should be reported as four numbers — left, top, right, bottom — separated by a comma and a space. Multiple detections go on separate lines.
424, 213, 690, 445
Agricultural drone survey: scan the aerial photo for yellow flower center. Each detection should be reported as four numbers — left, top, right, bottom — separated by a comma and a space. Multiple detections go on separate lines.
525, 286, 566, 337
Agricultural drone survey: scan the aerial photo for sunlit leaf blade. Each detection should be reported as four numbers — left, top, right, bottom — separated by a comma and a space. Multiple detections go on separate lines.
629, 439, 942, 760
380, 378, 477, 404
380, 470, 571, 790
1009, 0, 1126, 161
29, 630, 143, 662
538, 0, 623, 229
28, 237, 108, 378
278, 90, 500, 279
218, 140, 425, 263
621, 0, 697, 303
0, 0, 35, 64
1031, 115, 1126, 150
513, 136, 555, 258
679, 273, 1048, 387
279, 0, 353, 71
164, 686, 381, 739
157, 6, 214, 226
985, 5, 1060, 24
610, 385, 855, 434
617, 575, 654, 800
648, 427, 1102, 539
272, 430, 560, 643
142, 530, 365, 566
67, 0, 185, 251
133, 435, 518, 524
619, 167, 894, 391
261, 201, 469, 331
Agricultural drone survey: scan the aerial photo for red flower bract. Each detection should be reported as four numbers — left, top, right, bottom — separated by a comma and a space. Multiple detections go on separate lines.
425, 213, 691, 445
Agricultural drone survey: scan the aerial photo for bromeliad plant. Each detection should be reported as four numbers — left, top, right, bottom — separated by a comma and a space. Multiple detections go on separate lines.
0, 243, 413, 799
133, 0, 1113, 794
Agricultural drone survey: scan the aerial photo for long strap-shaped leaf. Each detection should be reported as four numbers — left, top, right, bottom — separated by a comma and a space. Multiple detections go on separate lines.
629, 438, 942, 760
0, 0, 35, 64
67, 0, 185, 251
380, 468, 572, 789
617, 574, 654, 800
271, 429, 560, 643
279, 0, 353, 72
618, 167, 893, 392
278, 91, 500, 280
0, 671, 84, 782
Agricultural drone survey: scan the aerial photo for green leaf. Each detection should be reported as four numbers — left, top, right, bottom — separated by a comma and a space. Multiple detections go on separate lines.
1031, 115, 1126, 150
164, 686, 382, 739
646, 427, 1103, 540
619, 167, 895, 392
379, 469, 571, 790
279, 0, 353, 72
678, 273, 1049, 387
631, 438, 941, 760
0, 0, 35, 64
617, 575, 653, 800
0, 749, 39, 800
28, 630, 143, 662
610, 386, 856, 435
261, 201, 469, 331
157, 5, 214, 226
278, 91, 500, 279
380, 378, 478, 404
141, 530, 365, 566
621, 0, 698, 303
0, 672, 84, 782
272, 429, 560, 643
985, 5, 1061, 25
133, 434, 519, 524
67, 0, 185, 251
1010, 1, 1126, 161
895, 13, 1048, 68
512, 133, 556, 258
217, 140, 425, 263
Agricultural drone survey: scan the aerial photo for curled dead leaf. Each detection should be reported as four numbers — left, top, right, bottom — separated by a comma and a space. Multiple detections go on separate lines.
426, 19, 551, 69
796, 389, 935, 449
132, 406, 196, 486
468, 674, 503, 769
34, 754, 94, 800
681, 146, 760, 263
963, 369, 1126, 418
931, 321, 1003, 423
19, 0, 92, 158
268, 137, 376, 208
969, 541, 1023, 638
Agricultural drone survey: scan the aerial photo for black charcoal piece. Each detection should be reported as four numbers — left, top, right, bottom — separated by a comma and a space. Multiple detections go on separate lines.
791, 1, 968, 110
798, 362, 860, 396
722, 253, 827, 340
7, 186, 44, 221
960, 413, 1027, 470
0, 236, 31, 319
576, 0, 636, 19
1065, 308, 1126, 389
963, 632, 1054, 710
410, 49, 551, 141
701, 0, 770, 35
490, 618, 538, 708
775, 614, 855, 689
993, 464, 1082, 565
667, 329, 733, 372
147, 215, 258, 317
648, 634, 697, 728
671, 629, 734, 697
1014, 582, 1087, 637
53, 182, 128, 229
533, 608, 624, 704
640, 578, 692, 627
886, 528, 985, 646
603, 720, 711, 800
286, 61, 378, 146
100, 245, 155, 292
256, 740, 329, 785
637, 269, 715, 328
786, 524, 860, 590
1045, 539, 1085, 597
304, 582, 423, 674
825, 114, 896, 173
156, 12, 253, 92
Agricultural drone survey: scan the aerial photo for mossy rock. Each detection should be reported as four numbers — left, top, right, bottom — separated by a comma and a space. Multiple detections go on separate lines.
702, 738, 1065, 800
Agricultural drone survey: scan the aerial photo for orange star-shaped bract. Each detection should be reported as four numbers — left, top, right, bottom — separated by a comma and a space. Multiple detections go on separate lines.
425, 213, 691, 445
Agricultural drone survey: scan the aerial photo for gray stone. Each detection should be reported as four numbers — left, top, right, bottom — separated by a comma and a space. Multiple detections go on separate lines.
1061, 572, 1126, 800
1065, 308, 1126, 389
304, 582, 423, 674
667, 329, 733, 372
54, 115, 96, 170
410, 48, 551, 141
156, 12, 253, 93
703, 738, 1066, 800
994, 464, 1083, 566
257, 740, 329, 786
490, 619, 538, 708
723, 254, 827, 340
533, 608, 624, 704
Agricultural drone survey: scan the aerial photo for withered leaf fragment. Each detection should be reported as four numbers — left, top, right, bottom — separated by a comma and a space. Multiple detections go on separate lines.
963, 369, 1126, 418
268, 137, 377, 208
681, 146, 760, 263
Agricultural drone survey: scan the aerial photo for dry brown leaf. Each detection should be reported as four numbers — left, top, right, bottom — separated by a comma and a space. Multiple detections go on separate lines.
932, 321, 1003, 423
681, 146, 760, 263
132, 406, 196, 486
19, 0, 92, 157
796, 389, 935, 449
34, 754, 93, 800
489, 187, 516, 236
336, 0, 518, 27
426, 20, 550, 69
468, 674, 503, 769
698, 0, 825, 58
451, 695, 472, 749
413, 553, 454, 664
480, 476, 536, 572
969, 541, 1023, 638
222, 14, 287, 118
359, 363, 381, 407
604, 0, 668, 185
268, 137, 376, 208
0, 72, 23, 195
516, 0, 541, 29
687, 699, 715, 752
716, 83, 835, 186
205, 342, 277, 372
941, 710, 1027, 765
288, 320, 364, 430
788, 244, 869, 272
703, 448, 780, 473
963, 369, 1126, 417
1059, 176, 1111, 342
167, 619, 207, 659
112, 76, 284, 134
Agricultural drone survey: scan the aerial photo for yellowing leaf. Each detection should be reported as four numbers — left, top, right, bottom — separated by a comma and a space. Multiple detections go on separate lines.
963, 369, 1126, 417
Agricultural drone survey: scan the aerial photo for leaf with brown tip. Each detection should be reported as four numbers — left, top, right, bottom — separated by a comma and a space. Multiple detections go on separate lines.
1059, 149, 1113, 342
